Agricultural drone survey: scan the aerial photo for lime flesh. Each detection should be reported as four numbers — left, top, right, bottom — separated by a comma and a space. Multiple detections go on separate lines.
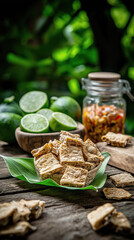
20, 114, 49, 133
49, 112, 77, 132
19, 91, 48, 113
37, 109, 53, 121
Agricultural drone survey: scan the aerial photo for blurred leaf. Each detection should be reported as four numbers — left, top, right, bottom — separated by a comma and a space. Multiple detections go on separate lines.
7, 53, 35, 68
125, 117, 134, 136
127, 16, 134, 36
128, 67, 134, 80
68, 78, 80, 95
37, 58, 53, 67
111, 6, 130, 28
52, 47, 70, 61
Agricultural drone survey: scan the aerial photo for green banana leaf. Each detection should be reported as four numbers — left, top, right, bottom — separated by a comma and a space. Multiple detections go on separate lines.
0, 152, 110, 191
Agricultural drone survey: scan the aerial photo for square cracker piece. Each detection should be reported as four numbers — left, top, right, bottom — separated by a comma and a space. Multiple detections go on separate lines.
101, 132, 131, 147
83, 139, 104, 163
87, 203, 115, 231
103, 188, 132, 200
109, 211, 131, 232
110, 173, 134, 187
34, 153, 64, 180
60, 165, 88, 187
59, 143, 85, 166
59, 131, 82, 143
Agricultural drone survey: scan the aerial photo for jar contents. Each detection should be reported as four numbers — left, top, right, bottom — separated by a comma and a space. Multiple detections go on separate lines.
83, 104, 125, 142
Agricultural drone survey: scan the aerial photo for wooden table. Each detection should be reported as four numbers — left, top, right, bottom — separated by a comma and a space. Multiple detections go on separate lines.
0, 141, 134, 240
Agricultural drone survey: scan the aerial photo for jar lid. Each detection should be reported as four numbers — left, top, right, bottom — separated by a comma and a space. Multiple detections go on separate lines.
88, 72, 121, 82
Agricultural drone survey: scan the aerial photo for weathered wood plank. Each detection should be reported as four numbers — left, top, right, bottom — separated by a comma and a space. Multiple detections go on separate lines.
0, 176, 134, 207
0, 192, 134, 240
0, 177, 52, 196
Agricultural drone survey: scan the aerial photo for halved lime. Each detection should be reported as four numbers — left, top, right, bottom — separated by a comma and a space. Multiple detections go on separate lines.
37, 109, 53, 121
19, 91, 49, 113
20, 114, 49, 133
49, 112, 77, 132
50, 96, 81, 120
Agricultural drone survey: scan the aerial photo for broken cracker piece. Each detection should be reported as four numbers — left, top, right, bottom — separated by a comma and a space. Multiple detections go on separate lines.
19, 199, 45, 220
31, 141, 52, 157
60, 165, 88, 187
0, 221, 36, 237
101, 132, 131, 147
51, 139, 61, 156
109, 211, 131, 232
87, 203, 115, 231
59, 143, 85, 166
65, 136, 83, 147
0, 203, 17, 227
83, 139, 104, 162
34, 152, 64, 180
59, 131, 82, 143
110, 173, 134, 187
103, 188, 132, 200
11, 201, 31, 223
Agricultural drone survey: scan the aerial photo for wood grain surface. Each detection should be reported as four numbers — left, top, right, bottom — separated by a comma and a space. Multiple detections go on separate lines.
0, 141, 134, 240
97, 138, 134, 174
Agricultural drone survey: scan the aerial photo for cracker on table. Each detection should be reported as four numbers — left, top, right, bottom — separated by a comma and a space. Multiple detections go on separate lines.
101, 132, 131, 147
83, 139, 104, 163
59, 143, 85, 166
109, 211, 131, 232
0, 203, 17, 227
60, 165, 88, 187
59, 131, 82, 143
0, 221, 36, 237
34, 153, 64, 180
87, 203, 115, 231
19, 199, 45, 220
103, 188, 132, 200
110, 173, 134, 187
11, 201, 31, 223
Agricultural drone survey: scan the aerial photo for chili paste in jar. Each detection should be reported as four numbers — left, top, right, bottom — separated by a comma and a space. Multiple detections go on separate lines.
83, 104, 125, 142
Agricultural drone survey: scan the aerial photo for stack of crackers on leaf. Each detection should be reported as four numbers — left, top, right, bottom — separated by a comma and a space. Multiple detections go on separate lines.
31, 131, 104, 188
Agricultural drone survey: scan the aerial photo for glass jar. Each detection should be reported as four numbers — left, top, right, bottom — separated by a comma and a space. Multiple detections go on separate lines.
82, 72, 134, 143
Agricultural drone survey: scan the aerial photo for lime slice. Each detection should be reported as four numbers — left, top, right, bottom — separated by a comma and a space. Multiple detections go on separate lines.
20, 114, 49, 133
19, 91, 49, 113
37, 109, 53, 121
49, 112, 77, 132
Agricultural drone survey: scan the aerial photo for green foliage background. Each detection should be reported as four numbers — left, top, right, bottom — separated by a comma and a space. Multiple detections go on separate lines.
0, 0, 134, 135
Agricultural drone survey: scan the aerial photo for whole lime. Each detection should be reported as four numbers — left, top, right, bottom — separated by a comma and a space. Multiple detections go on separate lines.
50, 96, 81, 120
0, 103, 24, 116
0, 113, 21, 143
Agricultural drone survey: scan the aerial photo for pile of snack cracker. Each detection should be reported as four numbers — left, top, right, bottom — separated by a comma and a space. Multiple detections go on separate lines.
31, 131, 104, 188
